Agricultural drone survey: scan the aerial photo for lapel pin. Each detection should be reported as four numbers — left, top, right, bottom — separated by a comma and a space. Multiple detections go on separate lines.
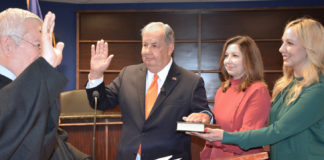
172, 77, 177, 81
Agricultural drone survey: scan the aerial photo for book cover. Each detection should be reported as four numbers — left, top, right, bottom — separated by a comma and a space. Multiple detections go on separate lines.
176, 121, 220, 132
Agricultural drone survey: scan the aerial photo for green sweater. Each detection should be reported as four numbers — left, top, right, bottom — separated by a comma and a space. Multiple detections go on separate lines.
222, 75, 324, 160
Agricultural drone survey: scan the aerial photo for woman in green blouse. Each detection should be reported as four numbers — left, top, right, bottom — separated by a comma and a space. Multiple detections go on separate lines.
189, 17, 324, 160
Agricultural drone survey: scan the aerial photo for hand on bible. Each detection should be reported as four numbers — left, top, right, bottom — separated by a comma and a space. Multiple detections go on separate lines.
187, 128, 224, 142
89, 39, 114, 79
182, 112, 210, 124
41, 11, 64, 68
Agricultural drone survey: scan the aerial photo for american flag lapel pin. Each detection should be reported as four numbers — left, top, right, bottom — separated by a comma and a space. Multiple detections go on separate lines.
172, 77, 177, 81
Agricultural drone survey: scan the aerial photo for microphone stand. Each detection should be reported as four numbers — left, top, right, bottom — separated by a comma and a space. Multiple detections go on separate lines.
92, 91, 99, 160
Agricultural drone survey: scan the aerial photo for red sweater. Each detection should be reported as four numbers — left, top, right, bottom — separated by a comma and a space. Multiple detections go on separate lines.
201, 79, 271, 159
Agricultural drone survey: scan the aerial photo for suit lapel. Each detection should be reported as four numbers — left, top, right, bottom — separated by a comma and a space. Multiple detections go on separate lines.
0, 75, 13, 89
148, 63, 180, 120
136, 64, 147, 120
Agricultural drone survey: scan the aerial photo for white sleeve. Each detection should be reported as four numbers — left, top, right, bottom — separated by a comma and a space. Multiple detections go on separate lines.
85, 74, 104, 89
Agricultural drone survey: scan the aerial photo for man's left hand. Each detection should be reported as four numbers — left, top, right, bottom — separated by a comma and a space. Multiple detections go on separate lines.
182, 113, 210, 124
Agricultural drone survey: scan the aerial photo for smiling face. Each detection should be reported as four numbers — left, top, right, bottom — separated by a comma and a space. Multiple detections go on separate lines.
223, 44, 245, 80
279, 27, 308, 77
141, 26, 174, 73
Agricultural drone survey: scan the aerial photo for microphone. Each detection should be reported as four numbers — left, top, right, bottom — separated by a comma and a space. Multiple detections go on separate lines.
160, 87, 166, 96
92, 91, 99, 160
92, 90, 99, 99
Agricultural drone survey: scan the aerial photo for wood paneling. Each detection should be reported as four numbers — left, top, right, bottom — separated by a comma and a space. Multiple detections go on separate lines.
79, 43, 142, 70
80, 12, 198, 40
201, 73, 221, 100
257, 41, 283, 70
201, 42, 223, 70
173, 43, 199, 70
201, 10, 284, 39
264, 72, 283, 93
191, 135, 206, 160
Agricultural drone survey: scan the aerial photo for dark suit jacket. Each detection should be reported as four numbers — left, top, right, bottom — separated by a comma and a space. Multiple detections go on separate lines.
87, 62, 210, 160
0, 74, 11, 89
0, 58, 67, 160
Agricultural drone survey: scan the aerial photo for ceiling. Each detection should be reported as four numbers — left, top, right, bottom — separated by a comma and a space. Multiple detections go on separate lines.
40, 0, 257, 4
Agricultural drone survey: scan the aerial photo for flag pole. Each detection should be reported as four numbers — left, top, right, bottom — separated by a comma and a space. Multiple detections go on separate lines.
27, 0, 56, 47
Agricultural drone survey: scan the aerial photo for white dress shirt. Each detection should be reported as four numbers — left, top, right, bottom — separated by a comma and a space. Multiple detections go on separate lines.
0, 64, 16, 80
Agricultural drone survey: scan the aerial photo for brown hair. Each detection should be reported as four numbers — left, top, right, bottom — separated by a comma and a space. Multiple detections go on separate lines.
219, 36, 266, 92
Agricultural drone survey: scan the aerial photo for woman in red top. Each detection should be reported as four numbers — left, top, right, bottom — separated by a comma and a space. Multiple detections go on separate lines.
200, 36, 271, 159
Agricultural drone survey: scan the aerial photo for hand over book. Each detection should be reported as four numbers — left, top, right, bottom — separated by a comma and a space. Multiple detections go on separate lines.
176, 121, 221, 132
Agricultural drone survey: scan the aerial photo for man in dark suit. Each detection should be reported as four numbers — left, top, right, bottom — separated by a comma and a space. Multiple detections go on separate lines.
0, 8, 88, 160
86, 22, 213, 160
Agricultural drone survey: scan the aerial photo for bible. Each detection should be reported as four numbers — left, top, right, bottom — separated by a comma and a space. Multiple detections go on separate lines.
176, 121, 220, 132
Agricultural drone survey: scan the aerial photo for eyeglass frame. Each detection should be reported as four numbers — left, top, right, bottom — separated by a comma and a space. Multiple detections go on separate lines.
9, 34, 41, 50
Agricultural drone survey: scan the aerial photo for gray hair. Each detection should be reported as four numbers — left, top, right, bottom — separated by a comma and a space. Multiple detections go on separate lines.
141, 22, 175, 44
0, 8, 41, 41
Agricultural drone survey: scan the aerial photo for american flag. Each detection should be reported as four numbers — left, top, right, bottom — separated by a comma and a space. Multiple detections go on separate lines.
27, 0, 43, 19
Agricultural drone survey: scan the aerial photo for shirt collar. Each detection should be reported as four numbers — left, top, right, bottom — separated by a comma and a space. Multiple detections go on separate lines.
147, 58, 173, 83
0, 64, 16, 80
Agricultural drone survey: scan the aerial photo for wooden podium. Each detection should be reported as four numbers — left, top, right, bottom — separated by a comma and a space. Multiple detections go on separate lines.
59, 113, 122, 160
59, 113, 267, 160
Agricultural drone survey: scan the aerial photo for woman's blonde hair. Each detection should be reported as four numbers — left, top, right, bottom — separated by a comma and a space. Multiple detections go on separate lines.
272, 17, 324, 104
219, 35, 265, 92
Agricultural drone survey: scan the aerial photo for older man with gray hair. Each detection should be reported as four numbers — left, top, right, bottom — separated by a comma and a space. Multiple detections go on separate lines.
86, 22, 213, 160
0, 8, 88, 160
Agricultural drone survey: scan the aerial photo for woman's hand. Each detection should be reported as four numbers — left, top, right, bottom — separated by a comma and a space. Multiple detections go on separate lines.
187, 128, 224, 142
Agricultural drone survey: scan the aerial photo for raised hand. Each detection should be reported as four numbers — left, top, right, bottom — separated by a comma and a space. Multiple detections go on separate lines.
41, 11, 64, 67
89, 39, 114, 80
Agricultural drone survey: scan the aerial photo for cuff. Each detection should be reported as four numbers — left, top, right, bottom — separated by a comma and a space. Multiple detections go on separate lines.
200, 110, 214, 124
86, 74, 104, 89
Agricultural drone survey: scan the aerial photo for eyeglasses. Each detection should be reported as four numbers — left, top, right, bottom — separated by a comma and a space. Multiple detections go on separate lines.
9, 34, 41, 50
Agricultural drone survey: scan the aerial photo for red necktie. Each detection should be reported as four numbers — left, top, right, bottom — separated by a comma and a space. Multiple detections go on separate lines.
145, 74, 159, 119
138, 74, 159, 156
